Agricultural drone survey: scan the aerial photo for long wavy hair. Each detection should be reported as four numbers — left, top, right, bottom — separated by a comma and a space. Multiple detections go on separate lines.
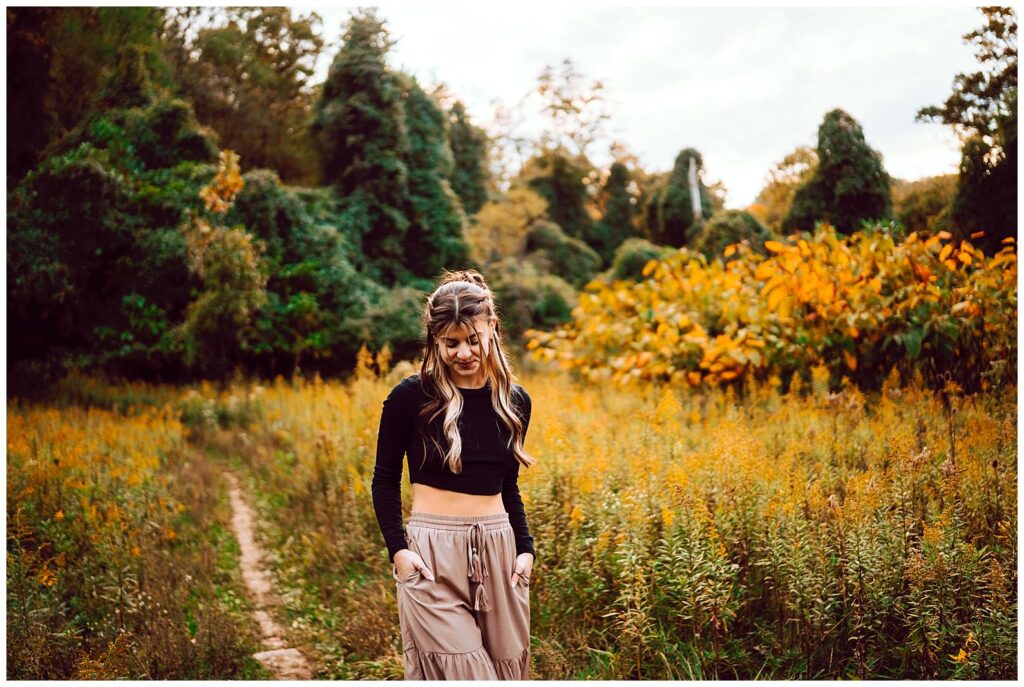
414, 268, 536, 473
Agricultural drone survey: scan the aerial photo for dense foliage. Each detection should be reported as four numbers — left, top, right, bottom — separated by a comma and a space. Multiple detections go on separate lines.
161, 8, 325, 185
642, 148, 716, 248
590, 161, 639, 266
916, 8, 1017, 256
782, 109, 892, 235
446, 100, 491, 216
749, 146, 818, 233
7, 7, 1015, 388
891, 174, 957, 235
525, 224, 1016, 395
520, 146, 597, 243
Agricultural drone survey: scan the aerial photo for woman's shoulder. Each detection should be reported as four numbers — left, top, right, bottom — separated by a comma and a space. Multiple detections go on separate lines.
387, 373, 428, 403
510, 381, 531, 405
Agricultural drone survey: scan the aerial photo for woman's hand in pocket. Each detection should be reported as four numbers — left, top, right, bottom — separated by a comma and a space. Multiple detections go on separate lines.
511, 552, 534, 587
394, 549, 434, 581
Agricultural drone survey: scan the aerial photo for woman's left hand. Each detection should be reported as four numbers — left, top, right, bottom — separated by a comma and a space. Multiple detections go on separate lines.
511, 552, 534, 587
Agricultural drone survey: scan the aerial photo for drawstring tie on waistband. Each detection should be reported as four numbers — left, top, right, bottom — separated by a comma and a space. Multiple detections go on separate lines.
467, 522, 491, 612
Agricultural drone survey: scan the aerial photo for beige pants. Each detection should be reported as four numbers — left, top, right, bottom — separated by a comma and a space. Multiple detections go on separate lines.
392, 511, 531, 680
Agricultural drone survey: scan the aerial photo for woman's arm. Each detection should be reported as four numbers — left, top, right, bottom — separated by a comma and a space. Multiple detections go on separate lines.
371, 379, 416, 562
502, 385, 535, 559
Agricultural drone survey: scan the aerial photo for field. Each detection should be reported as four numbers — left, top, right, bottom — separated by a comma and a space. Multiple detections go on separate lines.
7, 360, 1016, 679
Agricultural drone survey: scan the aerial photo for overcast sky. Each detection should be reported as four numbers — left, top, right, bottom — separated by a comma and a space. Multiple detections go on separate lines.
302, 3, 984, 207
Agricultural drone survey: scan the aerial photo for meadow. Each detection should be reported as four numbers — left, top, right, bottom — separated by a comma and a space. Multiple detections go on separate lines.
7, 6, 1017, 680
7, 354, 1016, 679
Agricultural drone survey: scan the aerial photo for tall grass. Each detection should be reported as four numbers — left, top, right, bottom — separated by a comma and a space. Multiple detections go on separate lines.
181, 356, 1015, 679
7, 373, 267, 679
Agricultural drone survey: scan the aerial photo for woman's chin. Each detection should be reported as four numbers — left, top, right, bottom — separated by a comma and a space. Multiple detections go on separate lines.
453, 363, 480, 378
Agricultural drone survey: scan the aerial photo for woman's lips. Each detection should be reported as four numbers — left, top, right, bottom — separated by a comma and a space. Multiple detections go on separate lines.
456, 361, 476, 368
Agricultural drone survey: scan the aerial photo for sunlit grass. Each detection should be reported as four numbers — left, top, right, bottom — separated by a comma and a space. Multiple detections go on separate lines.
187, 353, 1015, 679
7, 378, 268, 679
9, 357, 1015, 678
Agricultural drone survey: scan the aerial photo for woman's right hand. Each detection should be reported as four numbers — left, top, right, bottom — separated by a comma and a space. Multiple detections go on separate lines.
394, 548, 434, 581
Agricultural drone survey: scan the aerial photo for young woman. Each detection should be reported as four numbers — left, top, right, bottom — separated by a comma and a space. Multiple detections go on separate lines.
371, 269, 536, 680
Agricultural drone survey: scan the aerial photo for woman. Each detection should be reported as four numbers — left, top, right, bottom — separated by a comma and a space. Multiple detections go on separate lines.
371, 269, 536, 680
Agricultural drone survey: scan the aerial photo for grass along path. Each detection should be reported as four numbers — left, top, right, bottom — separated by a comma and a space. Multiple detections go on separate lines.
222, 467, 314, 679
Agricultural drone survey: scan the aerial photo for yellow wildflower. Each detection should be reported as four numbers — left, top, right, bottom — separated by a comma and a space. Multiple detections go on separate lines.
569, 504, 585, 527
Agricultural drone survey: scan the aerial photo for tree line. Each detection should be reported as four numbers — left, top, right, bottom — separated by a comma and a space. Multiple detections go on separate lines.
6, 7, 1016, 392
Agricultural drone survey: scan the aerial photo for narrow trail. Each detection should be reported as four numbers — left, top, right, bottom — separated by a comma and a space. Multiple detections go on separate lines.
222, 469, 314, 680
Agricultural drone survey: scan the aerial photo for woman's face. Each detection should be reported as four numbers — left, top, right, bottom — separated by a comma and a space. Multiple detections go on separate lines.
436, 315, 493, 385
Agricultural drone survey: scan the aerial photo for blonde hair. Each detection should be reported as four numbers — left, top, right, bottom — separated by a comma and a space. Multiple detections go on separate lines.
415, 268, 535, 473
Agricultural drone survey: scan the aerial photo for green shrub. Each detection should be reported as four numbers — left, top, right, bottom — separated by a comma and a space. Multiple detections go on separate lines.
489, 258, 577, 341
525, 220, 602, 289
602, 237, 676, 283
690, 209, 774, 260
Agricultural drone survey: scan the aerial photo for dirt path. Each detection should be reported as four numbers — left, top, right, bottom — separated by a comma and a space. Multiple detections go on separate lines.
223, 469, 314, 680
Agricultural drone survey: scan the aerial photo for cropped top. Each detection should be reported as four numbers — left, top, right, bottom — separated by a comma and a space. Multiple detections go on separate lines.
370, 374, 536, 562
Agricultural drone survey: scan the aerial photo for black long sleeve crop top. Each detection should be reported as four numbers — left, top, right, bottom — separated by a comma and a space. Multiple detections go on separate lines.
371, 374, 536, 563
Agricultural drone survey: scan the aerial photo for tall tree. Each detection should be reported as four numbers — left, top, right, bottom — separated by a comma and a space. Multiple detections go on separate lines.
399, 73, 471, 279
447, 100, 491, 215
916, 7, 1017, 254
7, 8, 58, 187
643, 148, 715, 247
6, 7, 168, 187
310, 8, 413, 286
519, 146, 597, 243
783, 109, 891, 235
161, 7, 324, 184
591, 161, 637, 266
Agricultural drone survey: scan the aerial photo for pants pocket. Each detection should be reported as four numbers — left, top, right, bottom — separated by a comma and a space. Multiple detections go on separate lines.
393, 562, 422, 584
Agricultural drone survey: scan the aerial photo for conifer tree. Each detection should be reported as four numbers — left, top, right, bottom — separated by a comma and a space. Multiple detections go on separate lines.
399, 74, 470, 279
310, 8, 412, 285
916, 7, 1016, 254
783, 109, 891, 235
520, 146, 595, 242
647, 148, 714, 247
447, 100, 490, 216
591, 161, 636, 265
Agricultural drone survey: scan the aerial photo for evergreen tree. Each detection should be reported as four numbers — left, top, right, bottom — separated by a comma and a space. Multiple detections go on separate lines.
783, 109, 891, 235
520, 146, 596, 242
7, 46, 219, 386
916, 7, 1016, 254
591, 161, 636, 266
96, 43, 155, 110
399, 73, 471, 280
645, 148, 714, 247
447, 100, 490, 215
310, 8, 412, 286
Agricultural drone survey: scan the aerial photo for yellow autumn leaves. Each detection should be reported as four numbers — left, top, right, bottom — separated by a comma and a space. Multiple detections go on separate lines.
525, 224, 1016, 390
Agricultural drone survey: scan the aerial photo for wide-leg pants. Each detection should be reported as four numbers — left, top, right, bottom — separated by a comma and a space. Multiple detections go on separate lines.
392, 511, 531, 680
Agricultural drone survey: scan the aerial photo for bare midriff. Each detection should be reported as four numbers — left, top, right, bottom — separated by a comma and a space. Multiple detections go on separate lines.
411, 482, 505, 516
